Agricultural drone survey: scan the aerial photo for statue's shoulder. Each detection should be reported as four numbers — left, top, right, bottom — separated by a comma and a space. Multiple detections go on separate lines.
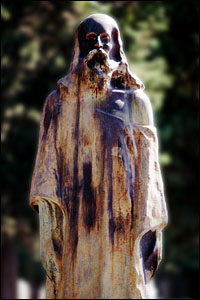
57, 71, 77, 90
43, 88, 62, 116
45, 88, 60, 104
131, 88, 154, 126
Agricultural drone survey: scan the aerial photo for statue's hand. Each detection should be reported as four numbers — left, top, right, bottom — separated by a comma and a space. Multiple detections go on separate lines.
104, 87, 154, 125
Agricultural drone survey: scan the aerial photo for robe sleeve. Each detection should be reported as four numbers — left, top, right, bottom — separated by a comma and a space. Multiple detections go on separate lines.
29, 89, 67, 297
129, 87, 168, 282
135, 125, 168, 234
38, 198, 65, 298
134, 124, 168, 283
129, 87, 168, 233
29, 88, 64, 212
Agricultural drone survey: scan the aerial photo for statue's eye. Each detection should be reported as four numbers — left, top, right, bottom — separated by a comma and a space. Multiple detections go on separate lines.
86, 32, 97, 41
100, 33, 110, 43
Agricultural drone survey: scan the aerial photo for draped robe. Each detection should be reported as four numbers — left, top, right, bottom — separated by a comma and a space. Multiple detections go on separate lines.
30, 15, 168, 299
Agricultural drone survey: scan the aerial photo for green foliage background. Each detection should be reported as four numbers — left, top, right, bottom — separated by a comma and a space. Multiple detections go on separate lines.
1, 1, 199, 298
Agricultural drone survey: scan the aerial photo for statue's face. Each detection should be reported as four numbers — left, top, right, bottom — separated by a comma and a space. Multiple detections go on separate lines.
85, 31, 112, 55
78, 15, 122, 62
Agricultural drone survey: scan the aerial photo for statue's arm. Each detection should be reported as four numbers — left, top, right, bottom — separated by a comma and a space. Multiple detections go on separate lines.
130, 89, 154, 126
30, 88, 62, 212
30, 86, 65, 297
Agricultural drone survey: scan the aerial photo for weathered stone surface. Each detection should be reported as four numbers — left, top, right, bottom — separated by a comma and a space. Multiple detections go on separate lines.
30, 14, 168, 299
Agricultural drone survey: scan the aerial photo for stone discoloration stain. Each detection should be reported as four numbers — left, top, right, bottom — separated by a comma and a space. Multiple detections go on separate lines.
82, 162, 96, 231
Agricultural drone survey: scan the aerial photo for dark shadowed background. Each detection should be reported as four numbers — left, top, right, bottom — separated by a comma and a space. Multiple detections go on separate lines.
1, 1, 199, 299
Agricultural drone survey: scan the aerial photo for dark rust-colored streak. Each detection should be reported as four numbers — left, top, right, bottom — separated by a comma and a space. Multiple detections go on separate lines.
69, 74, 81, 259
43, 101, 52, 141
118, 128, 135, 230
82, 162, 96, 231
54, 151, 64, 201
42, 89, 61, 142
52, 91, 62, 193
62, 166, 72, 216
43, 89, 64, 203
104, 115, 116, 245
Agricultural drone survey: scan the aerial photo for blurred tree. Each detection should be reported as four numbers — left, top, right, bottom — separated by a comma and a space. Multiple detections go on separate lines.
154, 1, 199, 298
1, 1, 77, 298
1, 1, 199, 298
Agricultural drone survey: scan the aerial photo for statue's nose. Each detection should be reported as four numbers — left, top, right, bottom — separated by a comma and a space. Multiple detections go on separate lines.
94, 36, 103, 49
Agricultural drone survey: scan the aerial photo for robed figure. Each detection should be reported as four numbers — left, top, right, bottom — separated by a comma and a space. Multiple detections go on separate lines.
30, 14, 168, 299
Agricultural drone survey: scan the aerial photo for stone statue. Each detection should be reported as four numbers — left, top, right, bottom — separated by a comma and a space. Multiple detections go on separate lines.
30, 14, 168, 299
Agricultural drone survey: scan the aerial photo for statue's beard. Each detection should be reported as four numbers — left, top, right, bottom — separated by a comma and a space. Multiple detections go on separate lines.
81, 49, 141, 92
84, 49, 111, 76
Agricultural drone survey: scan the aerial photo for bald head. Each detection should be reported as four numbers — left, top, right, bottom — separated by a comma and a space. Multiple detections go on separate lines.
81, 14, 119, 33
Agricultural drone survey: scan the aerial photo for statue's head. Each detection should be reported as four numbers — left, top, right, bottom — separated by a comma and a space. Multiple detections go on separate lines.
77, 14, 125, 62
69, 14, 127, 72
64, 14, 144, 92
